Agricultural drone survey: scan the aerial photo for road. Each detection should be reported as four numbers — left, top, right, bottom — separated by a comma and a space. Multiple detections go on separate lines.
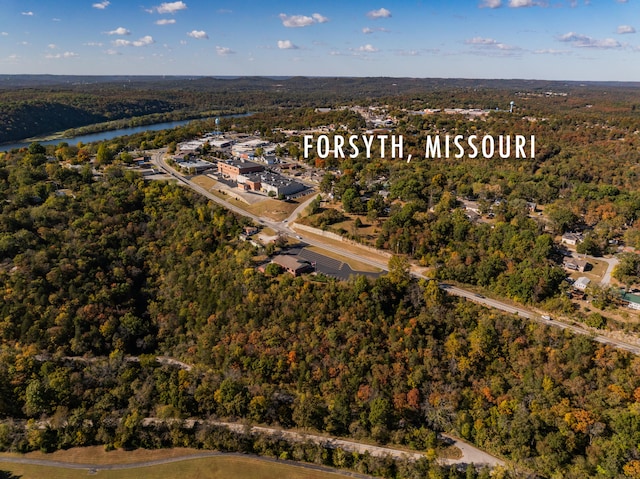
567, 250, 619, 286
139, 418, 504, 468
151, 150, 640, 356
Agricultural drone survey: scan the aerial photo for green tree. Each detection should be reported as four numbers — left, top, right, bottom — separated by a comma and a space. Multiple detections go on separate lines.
613, 253, 640, 287
95, 143, 113, 166
388, 255, 411, 289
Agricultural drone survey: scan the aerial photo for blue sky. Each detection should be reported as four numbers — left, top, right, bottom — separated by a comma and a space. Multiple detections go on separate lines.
1, 0, 639, 81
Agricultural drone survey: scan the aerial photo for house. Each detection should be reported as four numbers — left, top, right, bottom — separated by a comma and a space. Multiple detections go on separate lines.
272, 255, 313, 277
621, 292, 640, 311
562, 232, 583, 246
243, 226, 258, 236
563, 257, 590, 273
573, 276, 591, 291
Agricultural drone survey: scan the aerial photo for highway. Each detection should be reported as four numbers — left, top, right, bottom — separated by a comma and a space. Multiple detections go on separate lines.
150, 150, 640, 356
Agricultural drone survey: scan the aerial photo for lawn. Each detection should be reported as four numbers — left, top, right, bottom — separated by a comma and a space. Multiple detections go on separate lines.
0, 449, 353, 479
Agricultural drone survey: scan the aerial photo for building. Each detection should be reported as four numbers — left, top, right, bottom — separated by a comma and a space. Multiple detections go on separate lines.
209, 138, 233, 148
272, 255, 313, 277
621, 292, 640, 311
563, 257, 590, 273
175, 158, 215, 174
573, 276, 591, 291
217, 159, 264, 180
237, 171, 306, 197
562, 232, 583, 246
232, 139, 270, 158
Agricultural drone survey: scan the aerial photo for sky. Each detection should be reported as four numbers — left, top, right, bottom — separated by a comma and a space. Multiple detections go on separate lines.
1, 0, 640, 81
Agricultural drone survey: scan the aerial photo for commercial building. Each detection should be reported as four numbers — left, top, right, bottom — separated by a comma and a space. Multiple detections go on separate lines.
217, 159, 264, 180
238, 171, 306, 197
272, 255, 313, 277
175, 158, 215, 174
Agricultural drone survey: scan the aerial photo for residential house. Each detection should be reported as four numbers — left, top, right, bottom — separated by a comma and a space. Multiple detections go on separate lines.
563, 257, 590, 273
562, 232, 583, 246
573, 276, 591, 291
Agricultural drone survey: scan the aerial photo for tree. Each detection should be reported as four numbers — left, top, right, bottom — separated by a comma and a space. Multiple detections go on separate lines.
613, 253, 640, 288
342, 188, 360, 213
319, 173, 334, 194
576, 234, 600, 256
95, 143, 113, 166
306, 195, 322, 216
388, 255, 411, 289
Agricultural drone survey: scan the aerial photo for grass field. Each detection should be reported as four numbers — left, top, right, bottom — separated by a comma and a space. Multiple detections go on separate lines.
0, 449, 353, 479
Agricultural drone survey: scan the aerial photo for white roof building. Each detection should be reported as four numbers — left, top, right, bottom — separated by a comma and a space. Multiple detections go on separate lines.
574, 276, 591, 291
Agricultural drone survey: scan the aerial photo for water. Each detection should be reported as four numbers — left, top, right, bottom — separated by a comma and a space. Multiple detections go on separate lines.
0, 114, 248, 152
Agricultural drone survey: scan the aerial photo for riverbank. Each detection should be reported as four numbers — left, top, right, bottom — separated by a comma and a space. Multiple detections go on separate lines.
0, 110, 251, 152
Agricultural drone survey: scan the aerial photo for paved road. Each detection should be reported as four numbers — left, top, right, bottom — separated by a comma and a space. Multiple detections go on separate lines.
567, 251, 619, 286
151, 150, 640, 356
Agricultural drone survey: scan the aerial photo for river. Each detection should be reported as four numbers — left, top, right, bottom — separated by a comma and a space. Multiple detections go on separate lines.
0, 114, 248, 152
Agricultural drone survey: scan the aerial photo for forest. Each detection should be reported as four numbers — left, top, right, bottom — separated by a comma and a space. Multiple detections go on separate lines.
3, 74, 640, 144
1, 140, 640, 479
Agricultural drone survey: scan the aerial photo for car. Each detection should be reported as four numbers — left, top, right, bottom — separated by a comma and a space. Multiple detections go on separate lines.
541, 315, 552, 321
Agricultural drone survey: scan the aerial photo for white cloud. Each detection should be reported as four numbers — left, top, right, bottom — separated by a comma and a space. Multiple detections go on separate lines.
105, 49, 120, 55
357, 44, 379, 52
187, 30, 208, 39
106, 27, 131, 36
92, 1, 110, 9
396, 49, 420, 56
465, 37, 519, 51
277, 40, 298, 49
533, 48, 570, 54
216, 46, 235, 55
480, 0, 502, 7
2, 32, 9, 36
22, 11, 34, 16
84, 42, 104, 47
312, 13, 329, 23
362, 26, 389, 34
151, 1, 187, 14
366, 8, 391, 19
48, 44, 57, 49
156, 19, 176, 25
559, 32, 621, 48
279, 14, 313, 27
466, 37, 499, 45
46, 51, 79, 59
114, 35, 155, 47
278, 12, 328, 28
508, 0, 536, 6
617, 25, 635, 34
